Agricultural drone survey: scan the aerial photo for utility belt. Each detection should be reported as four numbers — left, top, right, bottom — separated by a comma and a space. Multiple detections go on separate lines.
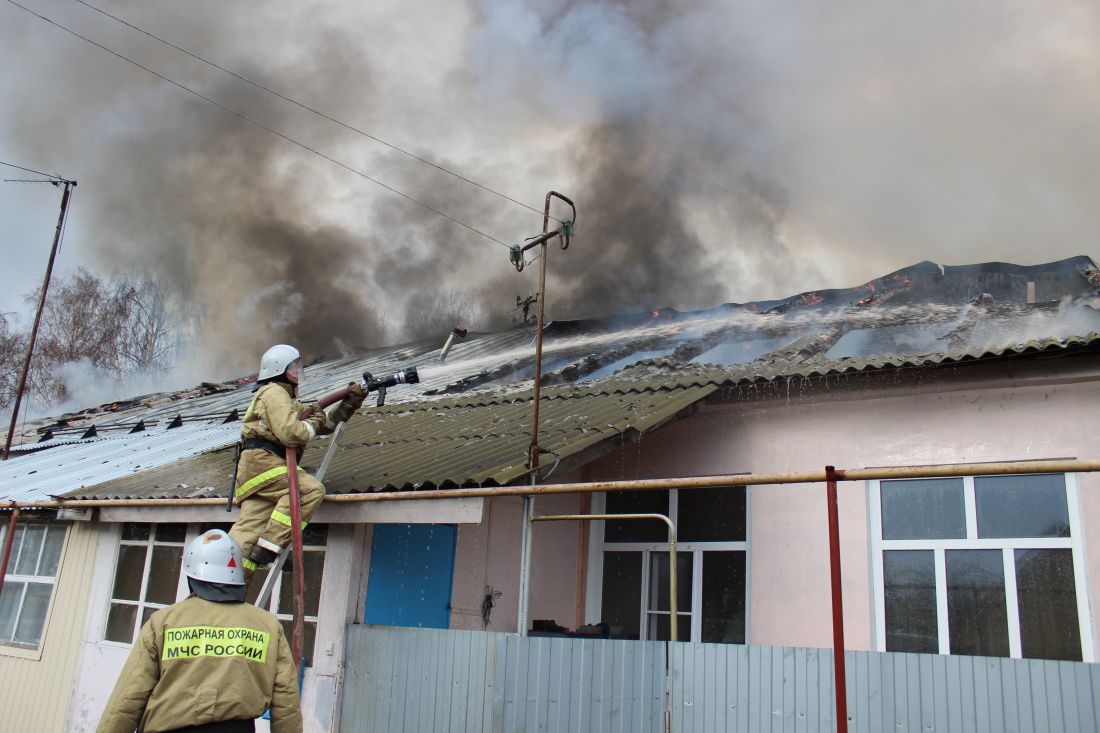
241, 436, 303, 461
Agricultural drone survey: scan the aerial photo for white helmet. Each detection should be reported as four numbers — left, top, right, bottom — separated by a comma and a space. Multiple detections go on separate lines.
183, 530, 245, 585
258, 344, 300, 381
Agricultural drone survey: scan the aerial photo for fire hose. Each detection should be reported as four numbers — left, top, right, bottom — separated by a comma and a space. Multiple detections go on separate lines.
285, 366, 419, 665
224, 366, 420, 668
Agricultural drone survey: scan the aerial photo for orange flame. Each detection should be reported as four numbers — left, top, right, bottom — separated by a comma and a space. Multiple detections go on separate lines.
796, 292, 824, 307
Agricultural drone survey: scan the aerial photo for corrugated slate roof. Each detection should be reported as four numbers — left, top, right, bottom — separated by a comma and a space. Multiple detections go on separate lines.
64, 380, 716, 499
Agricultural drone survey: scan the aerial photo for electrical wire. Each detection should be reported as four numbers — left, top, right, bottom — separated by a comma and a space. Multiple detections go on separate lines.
0, 160, 73, 183
3, 0, 512, 248
73, 0, 559, 225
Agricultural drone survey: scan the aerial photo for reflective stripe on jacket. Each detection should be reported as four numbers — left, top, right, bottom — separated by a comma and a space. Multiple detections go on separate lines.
96, 596, 302, 733
236, 382, 326, 500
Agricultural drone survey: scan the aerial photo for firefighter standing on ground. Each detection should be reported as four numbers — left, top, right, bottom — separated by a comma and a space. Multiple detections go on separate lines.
97, 531, 301, 733
229, 344, 364, 581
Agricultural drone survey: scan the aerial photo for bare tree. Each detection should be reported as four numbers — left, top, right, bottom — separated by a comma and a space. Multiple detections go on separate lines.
117, 273, 192, 373
0, 313, 27, 409
2, 268, 196, 412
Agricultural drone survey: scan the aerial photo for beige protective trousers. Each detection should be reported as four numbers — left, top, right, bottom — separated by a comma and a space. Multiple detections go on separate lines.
229, 469, 325, 576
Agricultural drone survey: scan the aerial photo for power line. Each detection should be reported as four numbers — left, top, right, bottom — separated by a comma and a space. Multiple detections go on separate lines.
0, 160, 73, 183
74, 0, 558, 225
3, 0, 511, 248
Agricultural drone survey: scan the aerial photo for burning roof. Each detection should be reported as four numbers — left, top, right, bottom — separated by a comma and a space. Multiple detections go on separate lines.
2, 255, 1098, 500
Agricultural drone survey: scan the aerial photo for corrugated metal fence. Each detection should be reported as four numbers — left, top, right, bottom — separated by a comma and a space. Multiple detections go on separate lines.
341, 626, 1100, 732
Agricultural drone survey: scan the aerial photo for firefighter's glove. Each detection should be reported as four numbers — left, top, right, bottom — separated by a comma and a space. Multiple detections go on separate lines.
306, 404, 327, 432
331, 383, 365, 424
347, 382, 366, 409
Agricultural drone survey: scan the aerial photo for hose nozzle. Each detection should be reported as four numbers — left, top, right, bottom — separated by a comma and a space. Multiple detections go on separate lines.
363, 366, 420, 391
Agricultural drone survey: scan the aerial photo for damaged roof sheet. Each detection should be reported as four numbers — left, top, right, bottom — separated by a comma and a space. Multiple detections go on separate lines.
64, 380, 717, 499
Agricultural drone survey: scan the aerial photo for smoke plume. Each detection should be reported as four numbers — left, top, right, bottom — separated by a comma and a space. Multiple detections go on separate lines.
1, 0, 1097, 388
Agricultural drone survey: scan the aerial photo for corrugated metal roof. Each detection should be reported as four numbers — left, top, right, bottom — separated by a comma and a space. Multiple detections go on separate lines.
64, 381, 716, 499
0, 422, 238, 502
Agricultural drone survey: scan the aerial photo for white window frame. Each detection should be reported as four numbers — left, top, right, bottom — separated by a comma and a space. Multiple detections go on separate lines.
100, 523, 190, 647
868, 473, 1094, 661
587, 487, 751, 644
252, 537, 326, 665
100, 522, 328, 664
0, 521, 68, 657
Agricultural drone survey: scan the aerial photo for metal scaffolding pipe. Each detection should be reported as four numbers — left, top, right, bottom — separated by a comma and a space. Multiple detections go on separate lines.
5, 459, 1100, 511
825, 466, 849, 733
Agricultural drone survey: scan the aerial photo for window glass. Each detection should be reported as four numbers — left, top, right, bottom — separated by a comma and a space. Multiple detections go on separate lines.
647, 615, 691, 643
881, 478, 965, 540
38, 525, 65, 576
14, 524, 45, 576
701, 551, 746, 643
154, 524, 188, 543
601, 552, 641, 639
0, 522, 66, 649
146, 546, 183, 605
277, 553, 327, 618
646, 553, 693, 640
112, 546, 147, 601
0, 582, 23, 641
245, 568, 271, 606
302, 524, 329, 547
120, 523, 150, 541
105, 604, 137, 643
884, 550, 937, 653
604, 491, 670, 542
946, 550, 1008, 657
1016, 549, 1081, 661
648, 552, 693, 613
976, 474, 1069, 539
280, 619, 317, 668
679, 487, 746, 542
14, 582, 52, 645
107, 523, 186, 643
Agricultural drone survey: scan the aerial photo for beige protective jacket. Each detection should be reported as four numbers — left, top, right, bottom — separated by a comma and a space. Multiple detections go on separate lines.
235, 381, 340, 501
96, 596, 301, 733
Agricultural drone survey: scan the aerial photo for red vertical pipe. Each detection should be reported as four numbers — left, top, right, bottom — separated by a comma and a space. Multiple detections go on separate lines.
0, 505, 21, 599
826, 466, 849, 733
284, 452, 306, 670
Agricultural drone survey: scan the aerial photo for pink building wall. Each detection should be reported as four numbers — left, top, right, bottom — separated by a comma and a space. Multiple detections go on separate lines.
451, 356, 1100, 656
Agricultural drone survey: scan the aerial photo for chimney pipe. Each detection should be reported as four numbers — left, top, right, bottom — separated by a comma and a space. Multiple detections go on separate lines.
439, 326, 468, 362
1026, 281, 1036, 304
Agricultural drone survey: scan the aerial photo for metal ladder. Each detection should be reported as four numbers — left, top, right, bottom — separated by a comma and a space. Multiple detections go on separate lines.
253, 420, 344, 609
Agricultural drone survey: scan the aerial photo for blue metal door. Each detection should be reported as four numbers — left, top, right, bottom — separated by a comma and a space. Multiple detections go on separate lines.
364, 524, 457, 628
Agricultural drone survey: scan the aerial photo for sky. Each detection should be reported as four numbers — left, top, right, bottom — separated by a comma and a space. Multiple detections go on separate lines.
1, 0, 1098, 382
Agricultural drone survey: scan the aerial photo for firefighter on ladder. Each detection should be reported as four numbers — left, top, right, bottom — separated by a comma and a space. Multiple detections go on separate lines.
229, 344, 364, 583
97, 531, 302, 732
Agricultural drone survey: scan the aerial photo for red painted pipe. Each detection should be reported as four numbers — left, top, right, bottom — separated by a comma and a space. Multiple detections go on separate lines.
825, 466, 849, 733
0, 505, 20, 600
285, 451, 307, 671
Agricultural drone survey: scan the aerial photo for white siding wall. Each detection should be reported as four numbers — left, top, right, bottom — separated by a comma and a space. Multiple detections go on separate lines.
0, 519, 97, 732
